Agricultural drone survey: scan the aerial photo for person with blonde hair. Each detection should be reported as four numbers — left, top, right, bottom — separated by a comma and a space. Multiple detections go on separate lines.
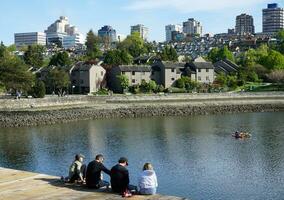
138, 163, 158, 195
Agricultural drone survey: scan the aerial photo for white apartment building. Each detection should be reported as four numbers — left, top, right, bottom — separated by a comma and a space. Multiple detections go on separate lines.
14, 32, 46, 48
183, 18, 203, 36
45, 16, 84, 48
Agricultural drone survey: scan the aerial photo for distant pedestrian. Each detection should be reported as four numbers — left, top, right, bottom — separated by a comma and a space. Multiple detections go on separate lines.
86, 154, 111, 189
138, 163, 158, 195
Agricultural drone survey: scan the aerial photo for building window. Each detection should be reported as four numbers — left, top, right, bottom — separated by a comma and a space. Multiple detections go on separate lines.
206, 76, 209, 81
198, 69, 201, 72
132, 71, 135, 75
171, 69, 175, 73
171, 78, 175, 81
132, 79, 135, 83
101, 71, 104, 76
198, 76, 201, 81
206, 69, 209, 72
122, 72, 125, 74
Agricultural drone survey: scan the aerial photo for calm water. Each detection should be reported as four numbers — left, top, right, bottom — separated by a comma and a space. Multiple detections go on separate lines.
0, 112, 284, 200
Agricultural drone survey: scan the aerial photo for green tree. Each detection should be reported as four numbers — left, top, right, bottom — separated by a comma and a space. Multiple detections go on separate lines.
116, 75, 129, 93
262, 50, 284, 70
0, 51, 35, 93
208, 46, 234, 63
276, 29, 284, 54
215, 72, 227, 87
227, 75, 238, 89
104, 49, 133, 66
7, 44, 16, 52
47, 69, 70, 96
49, 51, 73, 69
117, 32, 146, 58
208, 47, 219, 63
23, 44, 45, 68
159, 45, 178, 61
31, 80, 46, 98
86, 30, 102, 60
0, 42, 8, 58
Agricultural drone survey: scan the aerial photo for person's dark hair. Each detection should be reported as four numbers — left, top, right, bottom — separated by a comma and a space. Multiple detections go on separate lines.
118, 157, 128, 165
95, 154, 104, 160
75, 154, 85, 161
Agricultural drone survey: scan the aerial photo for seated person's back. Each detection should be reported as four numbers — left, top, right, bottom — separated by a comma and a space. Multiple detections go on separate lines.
86, 154, 110, 188
68, 154, 86, 183
110, 157, 129, 193
138, 163, 158, 195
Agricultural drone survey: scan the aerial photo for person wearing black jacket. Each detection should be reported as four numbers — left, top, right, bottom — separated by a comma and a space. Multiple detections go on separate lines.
110, 157, 133, 194
86, 154, 111, 189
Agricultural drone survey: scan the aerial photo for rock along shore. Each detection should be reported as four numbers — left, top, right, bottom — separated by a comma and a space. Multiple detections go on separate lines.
1, 93, 284, 128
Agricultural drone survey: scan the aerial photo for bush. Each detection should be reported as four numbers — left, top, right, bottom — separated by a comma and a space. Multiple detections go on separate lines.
154, 85, 165, 93
129, 85, 140, 94
94, 88, 109, 95
176, 78, 185, 88
140, 80, 157, 93
32, 80, 46, 98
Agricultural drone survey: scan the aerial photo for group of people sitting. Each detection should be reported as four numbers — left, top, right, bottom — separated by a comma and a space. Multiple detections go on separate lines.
63, 154, 158, 197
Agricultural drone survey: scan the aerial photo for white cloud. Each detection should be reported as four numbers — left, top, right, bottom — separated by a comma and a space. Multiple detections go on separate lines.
125, 0, 269, 12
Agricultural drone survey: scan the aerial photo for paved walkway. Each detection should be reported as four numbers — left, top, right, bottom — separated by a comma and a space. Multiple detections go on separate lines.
0, 167, 186, 200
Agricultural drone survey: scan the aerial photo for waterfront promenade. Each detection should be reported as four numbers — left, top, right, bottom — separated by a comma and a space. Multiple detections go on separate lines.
0, 167, 186, 200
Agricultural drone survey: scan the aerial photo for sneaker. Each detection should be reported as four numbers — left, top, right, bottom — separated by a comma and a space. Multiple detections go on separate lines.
122, 191, 132, 198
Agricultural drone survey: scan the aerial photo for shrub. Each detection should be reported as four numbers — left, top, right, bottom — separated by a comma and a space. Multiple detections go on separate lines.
32, 80, 45, 98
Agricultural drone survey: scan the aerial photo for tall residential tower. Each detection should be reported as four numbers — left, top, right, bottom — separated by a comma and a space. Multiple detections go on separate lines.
183, 18, 202, 36
263, 3, 284, 34
235, 14, 255, 35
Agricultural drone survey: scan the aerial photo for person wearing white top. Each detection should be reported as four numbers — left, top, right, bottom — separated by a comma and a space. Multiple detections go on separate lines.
138, 163, 158, 195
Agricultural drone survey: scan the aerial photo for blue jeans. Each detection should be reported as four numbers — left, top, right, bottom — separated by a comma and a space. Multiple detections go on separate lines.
139, 187, 157, 195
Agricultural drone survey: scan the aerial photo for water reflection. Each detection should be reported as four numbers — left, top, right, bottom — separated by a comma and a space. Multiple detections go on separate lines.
0, 112, 284, 200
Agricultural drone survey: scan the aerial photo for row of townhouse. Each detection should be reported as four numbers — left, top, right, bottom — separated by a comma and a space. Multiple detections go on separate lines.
38, 57, 238, 94
108, 57, 216, 93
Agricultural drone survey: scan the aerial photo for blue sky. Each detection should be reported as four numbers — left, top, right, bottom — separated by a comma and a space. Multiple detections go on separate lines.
0, 0, 282, 45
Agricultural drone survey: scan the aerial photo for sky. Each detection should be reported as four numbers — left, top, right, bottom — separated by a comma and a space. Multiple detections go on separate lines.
0, 0, 282, 45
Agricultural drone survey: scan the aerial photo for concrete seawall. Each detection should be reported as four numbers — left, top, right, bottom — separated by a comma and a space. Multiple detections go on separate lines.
1, 93, 284, 128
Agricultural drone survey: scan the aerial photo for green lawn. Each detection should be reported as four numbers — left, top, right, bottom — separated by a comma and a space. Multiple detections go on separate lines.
239, 83, 284, 92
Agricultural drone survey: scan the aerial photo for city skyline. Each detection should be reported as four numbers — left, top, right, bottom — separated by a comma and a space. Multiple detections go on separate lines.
0, 0, 282, 45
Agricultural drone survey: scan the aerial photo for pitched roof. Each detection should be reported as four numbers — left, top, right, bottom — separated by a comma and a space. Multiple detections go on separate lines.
194, 56, 207, 62
214, 59, 239, 74
71, 61, 103, 72
118, 65, 151, 72
192, 62, 214, 69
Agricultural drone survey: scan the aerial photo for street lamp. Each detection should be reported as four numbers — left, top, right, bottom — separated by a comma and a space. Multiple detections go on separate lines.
72, 85, 75, 95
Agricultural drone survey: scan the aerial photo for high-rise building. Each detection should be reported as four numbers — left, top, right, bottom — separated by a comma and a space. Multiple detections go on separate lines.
235, 14, 255, 35
183, 18, 202, 36
130, 24, 149, 41
263, 3, 284, 34
98, 26, 117, 43
45, 16, 84, 48
14, 32, 46, 48
165, 24, 182, 42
